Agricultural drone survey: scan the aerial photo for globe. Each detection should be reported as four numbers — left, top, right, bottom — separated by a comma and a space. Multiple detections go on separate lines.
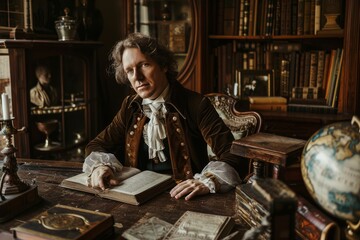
301, 116, 360, 226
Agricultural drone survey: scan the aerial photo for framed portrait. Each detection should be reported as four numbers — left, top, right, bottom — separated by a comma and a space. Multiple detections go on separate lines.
240, 70, 274, 100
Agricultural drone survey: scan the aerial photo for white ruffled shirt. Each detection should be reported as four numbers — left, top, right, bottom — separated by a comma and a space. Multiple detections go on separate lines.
142, 86, 169, 162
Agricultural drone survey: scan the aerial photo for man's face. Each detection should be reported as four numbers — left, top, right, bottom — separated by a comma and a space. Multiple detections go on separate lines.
122, 48, 168, 100
38, 71, 51, 86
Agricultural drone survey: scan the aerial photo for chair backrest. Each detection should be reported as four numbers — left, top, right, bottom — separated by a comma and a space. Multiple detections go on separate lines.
205, 93, 262, 140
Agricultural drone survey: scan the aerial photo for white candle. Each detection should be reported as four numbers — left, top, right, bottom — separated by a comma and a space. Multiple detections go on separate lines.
2, 93, 10, 120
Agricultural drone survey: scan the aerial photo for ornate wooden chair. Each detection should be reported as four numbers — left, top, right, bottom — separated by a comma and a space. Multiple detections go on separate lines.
205, 93, 262, 180
206, 93, 262, 139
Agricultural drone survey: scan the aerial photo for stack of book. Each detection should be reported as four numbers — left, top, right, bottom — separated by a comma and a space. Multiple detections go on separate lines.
235, 178, 297, 240
249, 96, 287, 112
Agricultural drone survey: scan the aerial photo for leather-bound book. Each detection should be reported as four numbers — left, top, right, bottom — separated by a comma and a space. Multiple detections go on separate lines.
296, 195, 341, 240
12, 204, 114, 240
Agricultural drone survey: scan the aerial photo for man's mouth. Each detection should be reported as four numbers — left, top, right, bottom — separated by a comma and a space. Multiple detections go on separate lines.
137, 83, 149, 90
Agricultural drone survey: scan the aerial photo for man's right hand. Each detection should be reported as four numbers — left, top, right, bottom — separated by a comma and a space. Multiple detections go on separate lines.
89, 165, 120, 190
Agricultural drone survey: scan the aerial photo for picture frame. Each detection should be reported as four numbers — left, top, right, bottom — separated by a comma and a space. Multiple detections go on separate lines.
239, 70, 274, 100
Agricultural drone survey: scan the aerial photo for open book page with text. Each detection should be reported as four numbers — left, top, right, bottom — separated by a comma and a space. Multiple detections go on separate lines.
60, 167, 175, 205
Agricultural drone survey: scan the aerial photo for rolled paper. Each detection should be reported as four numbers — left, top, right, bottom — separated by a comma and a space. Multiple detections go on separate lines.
2, 93, 10, 120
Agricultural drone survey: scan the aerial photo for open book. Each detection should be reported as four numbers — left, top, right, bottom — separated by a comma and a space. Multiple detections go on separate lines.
163, 211, 234, 240
60, 167, 175, 205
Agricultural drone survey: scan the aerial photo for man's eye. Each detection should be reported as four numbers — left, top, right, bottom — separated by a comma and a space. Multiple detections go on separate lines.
142, 63, 150, 68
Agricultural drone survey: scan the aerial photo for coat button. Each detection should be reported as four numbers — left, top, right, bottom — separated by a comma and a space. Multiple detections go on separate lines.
176, 128, 181, 133
130, 131, 134, 135
133, 124, 138, 129
127, 143, 130, 147
137, 117, 141, 121
186, 171, 191, 175
180, 142, 185, 146
128, 153, 131, 157
183, 155, 188, 160
172, 116, 177, 121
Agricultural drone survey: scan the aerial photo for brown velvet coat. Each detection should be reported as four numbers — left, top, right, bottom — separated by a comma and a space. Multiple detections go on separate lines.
85, 80, 247, 181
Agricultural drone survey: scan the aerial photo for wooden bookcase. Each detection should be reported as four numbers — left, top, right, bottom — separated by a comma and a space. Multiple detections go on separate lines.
197, 0, 359, 139
0, 40, 101, 160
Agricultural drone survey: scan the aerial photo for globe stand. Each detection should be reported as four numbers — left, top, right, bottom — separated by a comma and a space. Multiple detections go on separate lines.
0, 118, 41, 223
346, 220, 360, 240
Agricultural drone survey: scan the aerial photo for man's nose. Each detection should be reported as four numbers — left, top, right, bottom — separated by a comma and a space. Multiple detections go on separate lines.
134, 68, 144, 80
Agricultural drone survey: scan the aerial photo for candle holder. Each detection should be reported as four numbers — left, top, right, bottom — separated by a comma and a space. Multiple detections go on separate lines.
0, 118, 41, 223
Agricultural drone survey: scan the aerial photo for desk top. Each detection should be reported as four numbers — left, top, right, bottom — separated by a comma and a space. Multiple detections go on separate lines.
0, 159, 248, 239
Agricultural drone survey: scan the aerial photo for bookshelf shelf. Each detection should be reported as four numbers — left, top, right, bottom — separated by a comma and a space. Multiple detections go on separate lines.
209, 34, 344, 40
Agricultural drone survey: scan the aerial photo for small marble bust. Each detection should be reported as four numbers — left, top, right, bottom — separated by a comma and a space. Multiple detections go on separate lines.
30, 65, 58, 107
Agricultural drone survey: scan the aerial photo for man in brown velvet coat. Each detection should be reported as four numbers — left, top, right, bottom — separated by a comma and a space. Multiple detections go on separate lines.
83, 33, 249, 200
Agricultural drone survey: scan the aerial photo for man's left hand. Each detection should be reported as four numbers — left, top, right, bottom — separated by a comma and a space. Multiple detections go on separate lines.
170, 179, 210, 200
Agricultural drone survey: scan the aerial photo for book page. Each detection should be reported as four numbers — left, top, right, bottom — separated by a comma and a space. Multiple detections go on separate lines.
163, 211, 233, 240
111, 171, 172, 195
122, 213, 173, 240
64, 167, 141, 186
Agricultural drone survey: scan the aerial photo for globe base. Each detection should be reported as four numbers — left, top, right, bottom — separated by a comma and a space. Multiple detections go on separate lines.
345, 220, 360, 240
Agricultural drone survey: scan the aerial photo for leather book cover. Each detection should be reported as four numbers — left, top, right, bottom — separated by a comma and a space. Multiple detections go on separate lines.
231, 132, 306, 166
12, 204, 114, 240
296, 195, 340, 240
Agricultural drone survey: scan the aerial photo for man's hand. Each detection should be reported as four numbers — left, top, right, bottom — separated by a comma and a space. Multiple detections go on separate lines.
90, 165, 119, 190
170, 179, 210, 201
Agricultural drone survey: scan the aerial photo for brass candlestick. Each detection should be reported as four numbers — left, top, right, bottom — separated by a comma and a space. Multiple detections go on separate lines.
0, 118, 27, 195
0, 118, 41, 222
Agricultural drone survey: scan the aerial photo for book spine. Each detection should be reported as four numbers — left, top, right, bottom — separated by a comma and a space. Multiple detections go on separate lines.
324, 49, 337, 101
309, 51, 318, 87
322, 52, 331, 92
314, 0, 321, 34
243, 0, 250, 36
280, 57, 290, 97
280, 0, 287, 35
250, 103, 287, 112
297, 0, 305, 35
248, 0, 254, 36
289, 97, 327, 105
216, 0, 224, 34
239, 0, 244, 35
265, 0, 274, 36
298, 52, 305, 87
303, 0, 311, 35
296, 196, 340, 240
249, 96, 287, 104
287, 104, 337, 114
291, 0, 298, 35
273, 0, 281, 35
285, 0, 292, 35
316, 50, 325, 88
309, 0, 316, 34
223, 0, 236, 35
303, 51, 311, 87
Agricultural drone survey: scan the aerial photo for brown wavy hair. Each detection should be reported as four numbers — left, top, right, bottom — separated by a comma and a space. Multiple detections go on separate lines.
109, 32, 178, 85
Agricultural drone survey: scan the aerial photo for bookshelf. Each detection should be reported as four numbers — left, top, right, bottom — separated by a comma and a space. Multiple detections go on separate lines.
200, 0, 359, 139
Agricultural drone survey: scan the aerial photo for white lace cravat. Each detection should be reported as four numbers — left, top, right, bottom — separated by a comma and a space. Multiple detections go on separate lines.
143, 100, 167, 162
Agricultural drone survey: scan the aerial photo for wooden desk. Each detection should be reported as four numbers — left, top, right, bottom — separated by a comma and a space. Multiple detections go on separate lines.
0, 159, 248, 239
